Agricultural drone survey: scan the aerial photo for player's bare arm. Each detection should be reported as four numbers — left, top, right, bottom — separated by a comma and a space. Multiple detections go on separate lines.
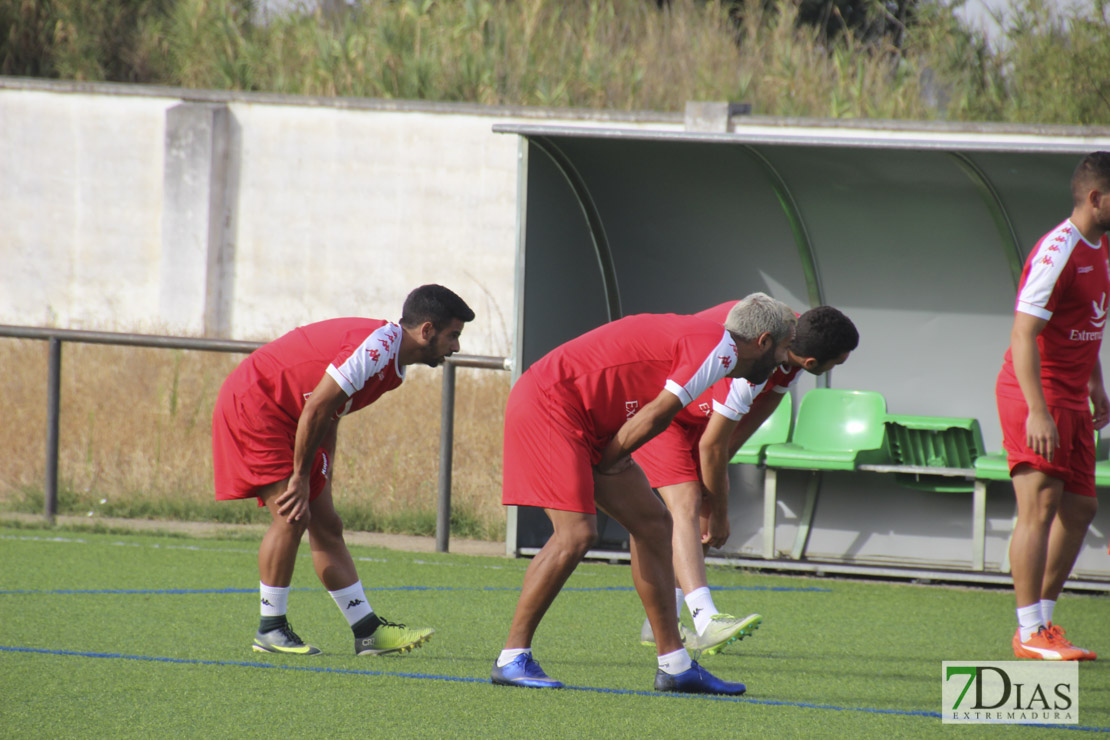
726, 392, 780, 459
1010, 311, 1057, 461
277, 373, 349, 522
596, 389, 684, 474
698, 411, 739, 547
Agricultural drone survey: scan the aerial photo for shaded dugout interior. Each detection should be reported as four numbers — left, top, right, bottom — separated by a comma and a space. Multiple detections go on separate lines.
495, 120, 1110, 586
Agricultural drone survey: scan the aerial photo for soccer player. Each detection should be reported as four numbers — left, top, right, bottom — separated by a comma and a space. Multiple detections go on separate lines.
634, 305, 858, 655
212, 284, 475, 656
995, 151, 1110, 661
492, 292, 796, 695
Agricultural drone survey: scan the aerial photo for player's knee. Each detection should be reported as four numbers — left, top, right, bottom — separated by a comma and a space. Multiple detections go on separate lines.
1016, 505, 1057, 531
1060, 496, 1098, 528
551, 520, 597, 557
308, 513, 343, 544
627, 506, 672, 543
1016, 488, 1062, 525
646, 507, 674, 542
669, 494, 701, 522
270, 514, 309, 540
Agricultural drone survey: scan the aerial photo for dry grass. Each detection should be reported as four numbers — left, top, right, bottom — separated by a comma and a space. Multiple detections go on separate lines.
0, 338, 510, 540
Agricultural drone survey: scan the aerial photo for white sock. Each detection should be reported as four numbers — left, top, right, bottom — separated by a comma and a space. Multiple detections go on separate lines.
657, 647, 693, 675
1040, 599, 1057, 626
259, 582, 289, 617
685, 587, 719, 635
497, 648, 531, 668
328, 581, 374, 627
1017, 603, 1044, 642
674, 587, 685, 618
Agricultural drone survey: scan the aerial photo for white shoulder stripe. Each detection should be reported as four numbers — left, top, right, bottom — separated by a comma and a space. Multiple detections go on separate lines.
665, 329, 737, 407
1017, 225, 1081, 317
327, 323, 400, 395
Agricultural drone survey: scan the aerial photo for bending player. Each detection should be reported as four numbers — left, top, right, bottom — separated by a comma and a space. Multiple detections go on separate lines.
633, 304, 858, 654
493, 293, 795, 695
212, 284, 474, 656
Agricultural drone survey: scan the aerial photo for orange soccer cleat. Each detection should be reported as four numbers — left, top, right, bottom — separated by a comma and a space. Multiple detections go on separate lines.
1012, 626, 1087, 661
1045, 623, 1097, 661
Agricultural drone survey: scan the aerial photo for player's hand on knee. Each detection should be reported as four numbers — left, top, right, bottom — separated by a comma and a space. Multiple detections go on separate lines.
276, 480, 311, 524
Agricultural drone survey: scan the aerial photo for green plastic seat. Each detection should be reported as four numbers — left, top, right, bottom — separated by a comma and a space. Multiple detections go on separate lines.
759, 388, 890, 561
885, 415, 985, 468
762, 389, 892, 470
884, 414, 985, 493
1096, 461, 1110, 487
974, 451, 1012, 481
1094, 431, 1110, 488
730, 392, 793, 465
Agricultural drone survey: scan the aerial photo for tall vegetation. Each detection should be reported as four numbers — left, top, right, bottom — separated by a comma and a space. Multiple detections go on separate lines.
2, 0, 1108, 124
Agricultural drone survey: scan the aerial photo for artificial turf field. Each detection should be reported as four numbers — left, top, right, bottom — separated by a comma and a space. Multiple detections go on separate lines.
1, 524, 1107, 738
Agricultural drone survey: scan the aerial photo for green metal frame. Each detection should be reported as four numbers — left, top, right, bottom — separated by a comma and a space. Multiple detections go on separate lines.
948, 152, 1024, 290
528, 136, 622, 322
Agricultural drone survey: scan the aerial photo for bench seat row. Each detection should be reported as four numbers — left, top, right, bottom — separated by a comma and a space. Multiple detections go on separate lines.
728, 388, 1106, 571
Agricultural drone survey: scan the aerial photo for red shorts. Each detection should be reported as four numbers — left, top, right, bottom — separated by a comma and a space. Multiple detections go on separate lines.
632, 421, 703, 489
212, 378, 330, 505
502, 372, 601, 514
997, 394, 1095, 498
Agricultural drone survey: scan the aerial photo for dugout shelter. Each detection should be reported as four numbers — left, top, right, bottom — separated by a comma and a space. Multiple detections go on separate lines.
495, 111, 1110, 589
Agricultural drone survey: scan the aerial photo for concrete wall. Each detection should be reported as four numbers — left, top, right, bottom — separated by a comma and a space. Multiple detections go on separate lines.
0, 79, 681, 354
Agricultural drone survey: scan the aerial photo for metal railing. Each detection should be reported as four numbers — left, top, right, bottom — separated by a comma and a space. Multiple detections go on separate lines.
0, 324, 510, 553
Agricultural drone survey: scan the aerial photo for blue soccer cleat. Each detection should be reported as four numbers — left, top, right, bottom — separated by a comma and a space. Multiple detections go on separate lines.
653, 660, 746, 695
490, 653, 565, 689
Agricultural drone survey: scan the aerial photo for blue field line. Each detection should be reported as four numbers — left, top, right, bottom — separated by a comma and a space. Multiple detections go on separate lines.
0, 584, 831, 596
2, 645, 1107, 731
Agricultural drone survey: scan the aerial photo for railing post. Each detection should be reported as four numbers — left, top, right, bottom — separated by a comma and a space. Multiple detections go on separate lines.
45, 336, 61, 523
435, 360, 457, 553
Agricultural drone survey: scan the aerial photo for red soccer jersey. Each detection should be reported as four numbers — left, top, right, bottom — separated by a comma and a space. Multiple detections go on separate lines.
238, 317, 405, 422
997, 220, 1110, 410
524, 313, 738, 445
212, 317, 406, 500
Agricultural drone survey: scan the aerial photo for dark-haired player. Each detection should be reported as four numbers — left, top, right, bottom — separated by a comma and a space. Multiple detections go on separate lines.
212, 284, 474, 656
997, 152, 1110, 661
634, 304, 858, 654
